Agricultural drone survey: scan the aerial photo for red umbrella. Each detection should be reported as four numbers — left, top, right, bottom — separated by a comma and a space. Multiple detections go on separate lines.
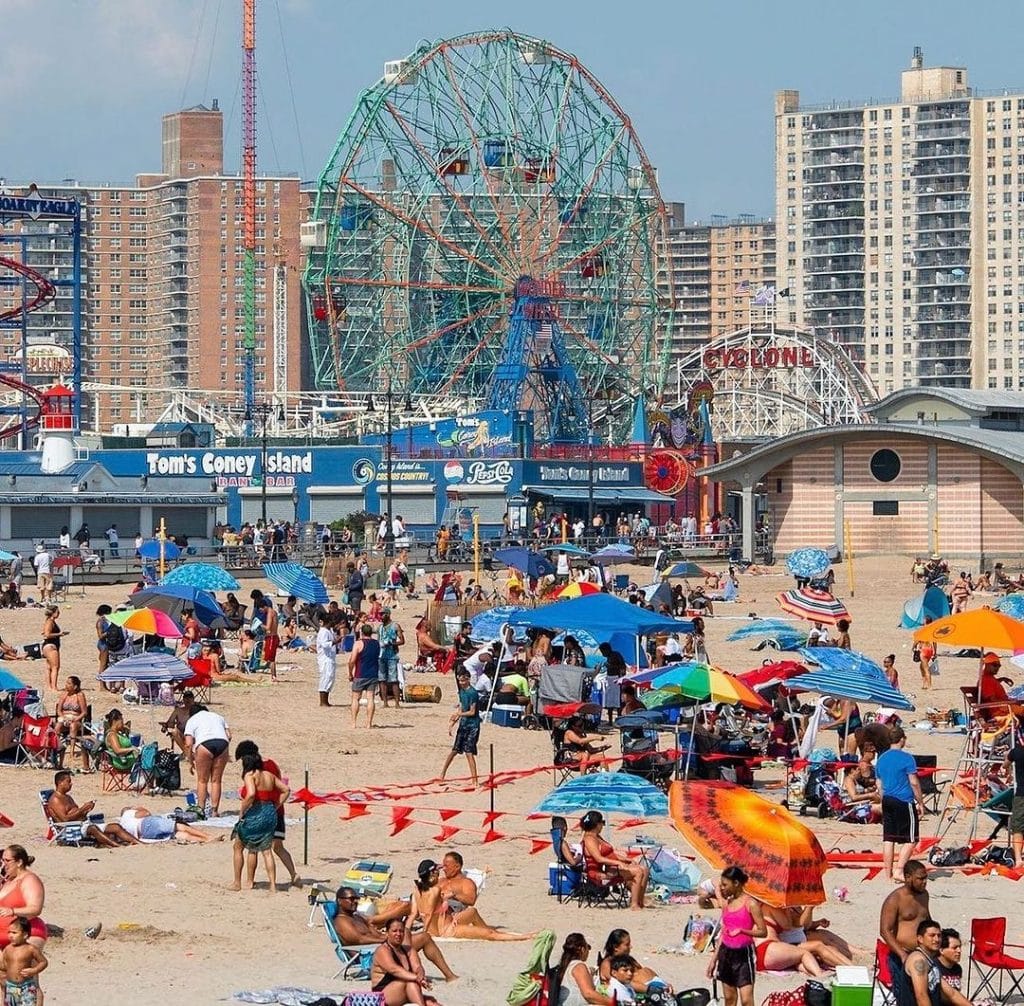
738, 660, 808, 690
551, 581, 601, 599
776, 588, 850, 626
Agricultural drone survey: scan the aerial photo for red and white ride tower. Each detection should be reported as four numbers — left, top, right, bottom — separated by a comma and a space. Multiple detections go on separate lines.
39, 384, 76, 473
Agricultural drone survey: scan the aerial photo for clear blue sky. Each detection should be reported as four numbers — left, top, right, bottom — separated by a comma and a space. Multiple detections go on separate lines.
3, 0, 1022, 221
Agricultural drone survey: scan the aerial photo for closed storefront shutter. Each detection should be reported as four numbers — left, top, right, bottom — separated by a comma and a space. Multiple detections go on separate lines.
81, 506, 142, 536
309, 495, 367, 524
458, 492, 508, 525
12, 507, 71, 540
155, 507, 210, 537
388, 492, 437, 526
240, 496, 295, 525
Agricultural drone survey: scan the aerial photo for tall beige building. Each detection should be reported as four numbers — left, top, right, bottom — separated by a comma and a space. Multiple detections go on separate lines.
777, 48, 1024, 395
0, 104, 305, 430
658, 202, 776, 370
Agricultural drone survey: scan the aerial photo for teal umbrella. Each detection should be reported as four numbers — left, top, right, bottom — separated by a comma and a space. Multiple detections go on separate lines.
162, 562, 240, 592
532, 771, 668, 818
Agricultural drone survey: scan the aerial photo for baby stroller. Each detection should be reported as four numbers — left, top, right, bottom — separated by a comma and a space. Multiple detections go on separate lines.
620, 725, 674, 790
507, 928, 557, 1006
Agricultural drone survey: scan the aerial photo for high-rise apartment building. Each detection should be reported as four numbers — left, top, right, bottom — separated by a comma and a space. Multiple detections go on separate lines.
0, 104, 305, 430
776, 48, 1024, 395
658, 202, 776, 371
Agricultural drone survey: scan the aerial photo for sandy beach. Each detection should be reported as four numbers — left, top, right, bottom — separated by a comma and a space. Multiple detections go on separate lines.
0, 554, 1015, 1005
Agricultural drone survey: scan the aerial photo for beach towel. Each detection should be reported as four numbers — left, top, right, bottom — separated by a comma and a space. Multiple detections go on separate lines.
507, 928, 556, 1006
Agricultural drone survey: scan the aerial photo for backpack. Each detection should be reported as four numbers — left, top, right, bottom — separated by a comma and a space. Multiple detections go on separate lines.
928, 845, 970, 867
152, 749, 182, 792
103, 622, 126, 650
131, 741, 159, 787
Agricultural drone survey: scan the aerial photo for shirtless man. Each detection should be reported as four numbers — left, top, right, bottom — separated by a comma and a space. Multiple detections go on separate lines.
46, 771, 140, 847
331, 887, 457, 981
905, 919, 974, 1006
439, 851, 483, 925
261, 598, 280, 682
160, 690, 196, 752
879, 861, 930, 1006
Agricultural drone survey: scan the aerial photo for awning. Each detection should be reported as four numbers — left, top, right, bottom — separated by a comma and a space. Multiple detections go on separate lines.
522, 485, 676, 505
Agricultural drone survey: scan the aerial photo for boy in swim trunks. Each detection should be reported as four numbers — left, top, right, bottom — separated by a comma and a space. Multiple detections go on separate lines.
1, 917, 48, 1005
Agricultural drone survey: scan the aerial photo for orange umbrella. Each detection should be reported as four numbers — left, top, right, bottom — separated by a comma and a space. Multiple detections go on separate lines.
913, 608, 1024, 651
551, 581, 601, 599
669, 780, 827, 907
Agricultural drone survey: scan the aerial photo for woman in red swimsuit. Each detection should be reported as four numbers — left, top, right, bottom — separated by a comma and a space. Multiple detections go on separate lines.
580, 811, 650, 910
0, 846, 47, 950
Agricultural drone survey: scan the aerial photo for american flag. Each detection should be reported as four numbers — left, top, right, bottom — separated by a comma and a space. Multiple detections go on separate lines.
734, 279, 750, 294
752, 284, 776, 305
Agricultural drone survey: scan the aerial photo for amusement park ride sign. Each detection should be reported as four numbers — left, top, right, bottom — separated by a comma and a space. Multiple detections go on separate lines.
702, 346, 816, 370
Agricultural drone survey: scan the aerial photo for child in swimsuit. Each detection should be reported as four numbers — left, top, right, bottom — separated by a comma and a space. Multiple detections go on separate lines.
2, 917, 47, 1006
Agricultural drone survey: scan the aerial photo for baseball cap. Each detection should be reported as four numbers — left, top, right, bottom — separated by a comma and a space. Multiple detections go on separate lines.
982, 651, 1002, 665
417, 859, 439, 879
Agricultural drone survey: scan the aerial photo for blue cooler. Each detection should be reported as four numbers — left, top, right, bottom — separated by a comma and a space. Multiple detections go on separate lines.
490, 705, 523, 728
548, 862, 580, 896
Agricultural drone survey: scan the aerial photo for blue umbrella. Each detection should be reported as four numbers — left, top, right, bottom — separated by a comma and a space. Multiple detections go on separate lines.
665, 561, 711, 579
539, 543, 591, 558
798, 647, 886, 678
493, 547, 555, 579
787, 653, 913, 711
615, 710, 670, 729
900, 587, 951, 629
532, 771, 668, 818
162, 562, 240, 592
785, 548, 830, 579
263, 563, 330, 604
0, 550, 16, 563
591, 544, 637, 565
469, 605, 529, 642
97, 652, 192, 684
995, 594, 1024, 621
131, 584, 224, 627
0, 668, 27, 692
727, 619, 802, 642
138, 538, 182, 561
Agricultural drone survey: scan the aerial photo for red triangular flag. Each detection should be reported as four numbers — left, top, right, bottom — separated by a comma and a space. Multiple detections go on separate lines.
433, 825, 461, 843
438, 808, 461, 822
391, 806, 414, 824
528, 839, 549, 855
390, 818, 417, 836
482, 829, 505, 843
481, 811, 505, 827
339, 802, 371, 820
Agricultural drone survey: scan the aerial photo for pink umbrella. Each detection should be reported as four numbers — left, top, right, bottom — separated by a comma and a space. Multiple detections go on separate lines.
108, 607, 184, 639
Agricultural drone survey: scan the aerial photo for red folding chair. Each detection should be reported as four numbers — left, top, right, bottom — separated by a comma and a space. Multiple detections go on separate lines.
968, 917, 1024, 1001
872, 939, 897, 1006
183, 658, 213, 704
15, 715, 63, 768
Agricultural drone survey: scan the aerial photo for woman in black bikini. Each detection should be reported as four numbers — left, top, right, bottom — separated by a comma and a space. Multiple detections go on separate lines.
41, 605, 67, 691
370, 918, 430, 1006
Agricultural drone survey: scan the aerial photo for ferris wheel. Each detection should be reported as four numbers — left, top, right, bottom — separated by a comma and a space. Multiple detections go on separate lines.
303, 29, 673, 434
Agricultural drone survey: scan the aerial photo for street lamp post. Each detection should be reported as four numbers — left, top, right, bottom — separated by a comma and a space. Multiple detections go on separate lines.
367, 378, 412, 559
245, 402, 283, 528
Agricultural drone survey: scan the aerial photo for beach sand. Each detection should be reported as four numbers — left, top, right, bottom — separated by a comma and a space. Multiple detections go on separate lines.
0, 555, 1015, 1004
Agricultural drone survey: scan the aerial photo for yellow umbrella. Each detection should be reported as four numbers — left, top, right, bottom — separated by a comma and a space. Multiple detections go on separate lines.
912, 608, 1024, 651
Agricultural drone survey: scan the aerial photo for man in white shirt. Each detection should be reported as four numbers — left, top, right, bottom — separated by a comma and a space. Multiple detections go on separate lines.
105, 523, 120, 558
572, 518, 585, 543
33, 545, 53, 602
555, 551, 571, 583
315, 613, 337, 707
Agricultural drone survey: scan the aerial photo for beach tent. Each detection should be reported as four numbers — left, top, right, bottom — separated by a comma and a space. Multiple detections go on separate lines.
509, 593, 689, 637
899, 586, 950, 629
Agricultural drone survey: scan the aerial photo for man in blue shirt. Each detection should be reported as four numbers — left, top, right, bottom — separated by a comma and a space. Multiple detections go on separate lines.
875, 724, 925, 883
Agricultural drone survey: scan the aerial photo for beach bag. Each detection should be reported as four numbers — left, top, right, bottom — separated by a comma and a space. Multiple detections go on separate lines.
762, 991, 805, 1006
973, 845, 1015, 868
340, 994, 385, 1006
153, 750, 181, 792
132, 741, 159, 786
805, 981, 831, 1006
911, 644, 921, 663
929, 845, 970, 867
103, 622, 127, 650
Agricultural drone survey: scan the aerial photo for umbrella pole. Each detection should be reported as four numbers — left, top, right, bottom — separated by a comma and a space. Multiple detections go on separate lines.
303, 763, 310, 866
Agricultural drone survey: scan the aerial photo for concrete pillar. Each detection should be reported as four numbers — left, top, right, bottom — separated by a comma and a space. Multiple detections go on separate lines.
69, 506, 83, 534
0, 507, 11, 541
139, 506, 154, 538
741, 485, 756, 560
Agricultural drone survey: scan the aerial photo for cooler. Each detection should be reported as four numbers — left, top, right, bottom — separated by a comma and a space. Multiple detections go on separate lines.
548, 862, 580, 896
490, 704, 523, 728
831, 966, 872, 1006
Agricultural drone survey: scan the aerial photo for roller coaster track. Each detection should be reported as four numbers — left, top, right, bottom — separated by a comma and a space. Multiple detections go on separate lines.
0, 255, 54, 443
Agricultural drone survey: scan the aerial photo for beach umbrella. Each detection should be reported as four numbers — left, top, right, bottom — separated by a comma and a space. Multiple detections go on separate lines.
786, 657, 914, 711
900, 586, 951, 629
130, 584, 224, 627
913, 608, 1024, 651
97, 652, 193, 684
493, 547, 555, 579
738, 659, 808, 690
776, 588, 850, 626
108, 607, 184, 640
799, 646, 886, 678
0, 549, 16, 563
539, 543, 591, 557
669, 781, 827, 907
640, 687, 692, 711
138, 538, 182, 561
646, 663, 770, 712
727, 619, 802, 642
469, 605, 529, 642
162, 562, 240, 592
533, 771, 668, 818
263, 562, 330, 604
551, 581, 601, 599
995, 595, 1024, 621
0, 668, 28, 692
785, 548, 830, 579
590, 544, 637, 565
665, 561, 712, 579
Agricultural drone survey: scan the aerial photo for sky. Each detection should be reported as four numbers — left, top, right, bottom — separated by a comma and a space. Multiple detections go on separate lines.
4, 0, 1024, 222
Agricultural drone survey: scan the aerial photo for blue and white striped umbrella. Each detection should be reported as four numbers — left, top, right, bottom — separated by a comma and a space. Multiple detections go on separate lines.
97, 652, 192, 684
162, 562, 240, 592
798, 647, 885, 678
785, 548, 831, 579
727, 619, 802, 642
995, 594, 1024, 621
262, 562, 330, 604
788, 650, 913, 710
591, 544, 637, 565
533, 771, 668, 818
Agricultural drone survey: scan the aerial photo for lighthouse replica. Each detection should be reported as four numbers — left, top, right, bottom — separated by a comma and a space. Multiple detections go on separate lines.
39, 384, 76, 474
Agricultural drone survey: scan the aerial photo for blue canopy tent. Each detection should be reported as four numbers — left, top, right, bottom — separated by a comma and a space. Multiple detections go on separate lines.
900, 587, 951, 629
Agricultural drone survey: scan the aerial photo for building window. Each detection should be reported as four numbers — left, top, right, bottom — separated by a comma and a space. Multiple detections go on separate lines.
869, 448, 901, 483
872, 500, 899, 516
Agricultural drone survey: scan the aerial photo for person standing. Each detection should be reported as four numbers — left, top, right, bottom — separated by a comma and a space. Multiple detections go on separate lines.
32, 546, 52, 604
315, 613, 337, 707
183, 704, 231, 818
40, 605, 66, 691
874, 724, 925, 883
706, 866, 765, 1006
8, 552, 22, 598
105, 523, 120, 559
1004, 720, 1024, 868
377, 609, 404, 709
879, 860, 930, 1006
345, 561, 365, 614
348, 623, 380, 728
440, 670, 480, 787
260, 597, 280, 682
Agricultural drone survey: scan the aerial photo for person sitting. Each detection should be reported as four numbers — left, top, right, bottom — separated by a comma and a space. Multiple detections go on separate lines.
331, 886, 456, 982
619, 683, 644, 716
495, 668, 531, 710
117, 806, 220, 844
199, 640, 253, 684
160, 691, 197, 753
369, 918, 433, 1006
978, 652, 1014, 718
103, 709, 137, 773
580, 811, 649, 910
552, 815, 584, 871
562, 715, 610, 773
605, 956, 639, 1003
555, 932, 614, 1006
766, 709, 796, 760
687, 586, 714, 616
54, 676, 89, 771
596, 928, 672, 996
46, 771, 140, 847
759, 904, 853, 972
937, 928, 963, 991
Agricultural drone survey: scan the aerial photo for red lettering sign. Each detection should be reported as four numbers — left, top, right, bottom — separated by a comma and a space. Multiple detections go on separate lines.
702, 346, 817, 370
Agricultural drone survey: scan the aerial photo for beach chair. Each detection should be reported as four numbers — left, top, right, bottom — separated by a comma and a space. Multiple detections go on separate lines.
577, 851, 631, 909
913, 754, 942, 815
38, 789, 97, 847
342, 860, 393, 898
100, 741, 152, 794
183, 658, 213, 704
245, 637, 269, 674
550, 723, 582, 785
15, 714, 63, 768
613, 573, 629, 595
314, 898, 374, 980
547, 817, 582, 904
872, 939, 897, 1006
967, 917, 1024, 1001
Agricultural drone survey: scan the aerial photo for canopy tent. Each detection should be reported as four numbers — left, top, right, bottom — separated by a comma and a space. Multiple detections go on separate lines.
509, 593, 689, 637
900, 586, 950, 629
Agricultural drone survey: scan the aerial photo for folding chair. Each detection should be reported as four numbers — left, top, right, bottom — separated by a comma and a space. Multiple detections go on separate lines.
575, 853, 631, 909
967, 917, 1024, 1001
15, 715, 63, 768
38, 789, 98, 847
183, 658, 213, 704
550, 724, 582, 785
872, 938, 897, 1006
547, 817, 582, 904
913, 754, 942, 815
314, 898, 374, 980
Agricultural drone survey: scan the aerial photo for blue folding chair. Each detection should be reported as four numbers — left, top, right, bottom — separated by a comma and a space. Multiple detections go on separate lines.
316, 898, 374, 980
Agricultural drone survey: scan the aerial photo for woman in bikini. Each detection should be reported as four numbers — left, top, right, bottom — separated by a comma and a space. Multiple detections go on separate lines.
40, 605, 66, 691
758, 904, 853, 972
580, 810, 650, 911
54, 676, 89, 771
370, 918, 430, 1006
408, 860, 533, 941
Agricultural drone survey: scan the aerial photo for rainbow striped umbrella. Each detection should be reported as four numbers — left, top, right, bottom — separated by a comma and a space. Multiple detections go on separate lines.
776, 588, 850, 626
642, 663, 770, 711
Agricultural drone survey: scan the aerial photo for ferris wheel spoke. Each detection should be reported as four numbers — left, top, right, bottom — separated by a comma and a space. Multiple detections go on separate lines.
556, 315, 624, 374
382, 99, 515, 276
435, 312, 507, 396
326, 275, 497, 297
405, 299, 503, 353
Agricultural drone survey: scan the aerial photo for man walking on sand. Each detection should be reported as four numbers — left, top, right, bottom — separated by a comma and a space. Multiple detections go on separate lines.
33, 544, 53, 603
260, 596, 280, 682
874, 724, 925, 882
348, 623, 380, 728
879, 860, 930, 1006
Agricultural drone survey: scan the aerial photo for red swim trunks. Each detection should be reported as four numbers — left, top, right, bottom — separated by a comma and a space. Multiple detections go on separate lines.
263, 634, 280, 662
